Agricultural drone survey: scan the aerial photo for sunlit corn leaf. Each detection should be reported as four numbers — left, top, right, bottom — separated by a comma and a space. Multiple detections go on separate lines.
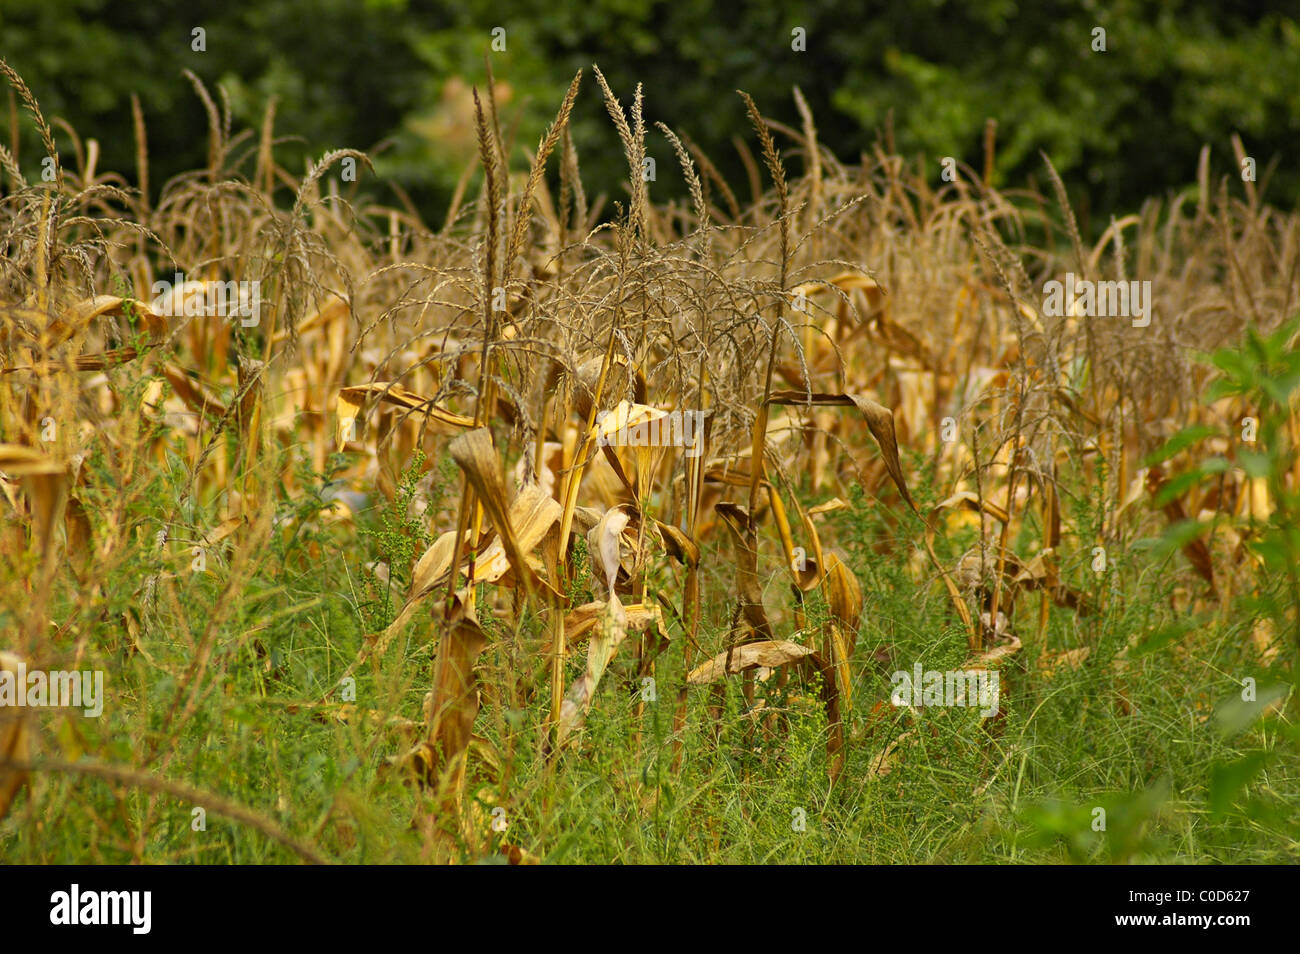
562, 600, 662, 646
50, 295, 166, 345
686, 640, 814, 684
336, 382, 476, 452
822, 552, 862, 649
556, 597, 630, 747
588, 506, 631, 597
807, 497, 849, 516
450, 427, 561, 599
162, 364, 227, 421
384, 482, 561, 645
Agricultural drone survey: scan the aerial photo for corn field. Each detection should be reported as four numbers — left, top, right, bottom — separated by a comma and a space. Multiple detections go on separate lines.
1, 59, 1297, 865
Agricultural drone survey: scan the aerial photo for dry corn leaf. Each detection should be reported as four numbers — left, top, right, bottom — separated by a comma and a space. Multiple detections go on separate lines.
47, 295, 165, 345
592, 399, 669, 441
767, 391, 915, 510
384, 482, 561, 646
970, 635, 1022, 667
874, 316, 934, 368
0, 445, 66, 477
404, 607, 489, 804
408, 530, 473, 603
1038, 646, 1090, 677
715, 502, 773, 639
162, 364, 227, 421
149, 280, 254, 322
336, 382, 476, 452
823, 552, 863, 650
64, 495, 93, 577
569, 354, 646, 419
1012, 549, 1089, 614
808, 497, 849, 517
23, 467, 71, 567
556, 597, 631, 747
450, 428, 560, 599
793, 272, 886, 323
273, 292, 348, 343
563, 600, 662, 646
588, 507, 631, 597
930, 490, 1010, 526
687, 640, 814, 685
655, 519, 700, 567
869, 729, 913, 777
1, 346, 154, 374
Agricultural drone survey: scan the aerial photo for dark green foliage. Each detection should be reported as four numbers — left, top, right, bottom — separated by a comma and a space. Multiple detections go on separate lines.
4, 0, 1297, 230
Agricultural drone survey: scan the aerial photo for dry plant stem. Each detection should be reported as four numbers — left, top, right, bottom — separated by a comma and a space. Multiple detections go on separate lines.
550, 264, 627, 730
505, 70, 581, 276
426, 91, 502, 819
741, 95, 789, 523
1036, 477, 1054, 647
987, 461, 1021, 642
543, 71, 649, 736
983, 119, 997, 187
672, 560, 700, 768
736, 91, 790, 678
672, 356, 708, 769
988, 377, 1029, 643
766, 478, 804, 628
442, 88, 501, 624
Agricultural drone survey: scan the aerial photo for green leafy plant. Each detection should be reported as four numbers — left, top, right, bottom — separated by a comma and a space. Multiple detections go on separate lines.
360, 448, 431, 629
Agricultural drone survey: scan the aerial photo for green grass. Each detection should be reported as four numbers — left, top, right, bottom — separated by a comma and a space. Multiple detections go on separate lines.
4, 446, 1296, 864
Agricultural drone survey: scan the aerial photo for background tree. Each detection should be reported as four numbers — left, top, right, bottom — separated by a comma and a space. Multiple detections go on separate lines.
3, 0, 1297, 231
